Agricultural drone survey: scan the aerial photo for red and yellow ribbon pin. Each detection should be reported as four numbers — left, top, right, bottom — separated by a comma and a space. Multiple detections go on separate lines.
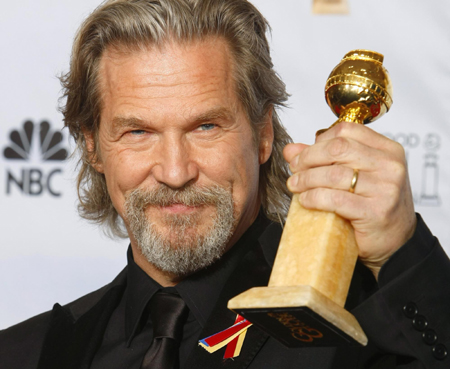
199, 315, 252, 359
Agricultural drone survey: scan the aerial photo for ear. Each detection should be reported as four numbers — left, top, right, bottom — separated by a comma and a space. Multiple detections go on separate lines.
258, 107, 274, 165
83, 129, 104, 173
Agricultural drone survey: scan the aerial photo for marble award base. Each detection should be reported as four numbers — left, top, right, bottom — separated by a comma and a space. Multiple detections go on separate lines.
228, 196, 368, 347
228, 285, 367, 347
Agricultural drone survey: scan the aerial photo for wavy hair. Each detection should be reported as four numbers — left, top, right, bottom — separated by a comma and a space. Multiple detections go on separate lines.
60, 0, 292, 237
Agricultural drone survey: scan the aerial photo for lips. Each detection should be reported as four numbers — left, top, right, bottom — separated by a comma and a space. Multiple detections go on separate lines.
158, 203, 202, 214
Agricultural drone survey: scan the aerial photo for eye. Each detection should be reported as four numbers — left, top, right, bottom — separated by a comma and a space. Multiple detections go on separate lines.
130, 130, 146, 135
198, 123, 216, 131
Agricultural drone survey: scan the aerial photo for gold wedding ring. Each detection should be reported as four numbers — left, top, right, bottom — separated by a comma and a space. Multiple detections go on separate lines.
349, 169, 359, 193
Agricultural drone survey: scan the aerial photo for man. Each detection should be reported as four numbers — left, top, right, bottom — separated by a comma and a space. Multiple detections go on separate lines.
1, 0, 449, 368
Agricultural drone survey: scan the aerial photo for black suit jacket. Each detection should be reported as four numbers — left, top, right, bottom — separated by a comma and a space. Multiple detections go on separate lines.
1, 215, 449, 368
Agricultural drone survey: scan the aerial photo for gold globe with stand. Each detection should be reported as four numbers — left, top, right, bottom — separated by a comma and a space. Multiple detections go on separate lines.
228, 50, 393, 347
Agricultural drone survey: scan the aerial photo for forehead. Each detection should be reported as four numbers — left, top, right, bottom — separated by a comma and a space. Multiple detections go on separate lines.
97, 37, 242, 122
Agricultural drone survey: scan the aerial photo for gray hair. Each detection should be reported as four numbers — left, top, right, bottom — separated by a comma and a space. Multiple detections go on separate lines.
60, 0, 293, 237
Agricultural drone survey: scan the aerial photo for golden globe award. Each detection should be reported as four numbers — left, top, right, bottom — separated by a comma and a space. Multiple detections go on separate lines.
228, 50, 393, 347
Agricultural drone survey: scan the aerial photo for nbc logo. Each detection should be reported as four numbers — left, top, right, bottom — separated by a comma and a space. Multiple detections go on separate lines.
3, 120, 68, 197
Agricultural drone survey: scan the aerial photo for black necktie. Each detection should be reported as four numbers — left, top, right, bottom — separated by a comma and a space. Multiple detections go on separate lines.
140, 290, 189, 369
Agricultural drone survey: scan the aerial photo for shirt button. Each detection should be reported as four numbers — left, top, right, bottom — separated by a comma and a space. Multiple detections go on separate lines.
432, 344, 448, 360
422, 329, 438, 345
403, 302, 418, 318
412, 315, 428, 331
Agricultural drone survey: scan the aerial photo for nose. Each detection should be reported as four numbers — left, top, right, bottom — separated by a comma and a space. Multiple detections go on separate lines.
152, 134, 199, 189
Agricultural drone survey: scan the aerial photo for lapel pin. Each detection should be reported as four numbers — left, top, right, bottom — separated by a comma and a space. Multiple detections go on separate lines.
199, 315, 252, 359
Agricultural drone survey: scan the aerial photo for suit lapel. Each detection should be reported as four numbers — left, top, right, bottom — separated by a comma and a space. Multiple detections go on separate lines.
185, 231, 277, 369
37, 284, 125, 369
35, 221, 282, 369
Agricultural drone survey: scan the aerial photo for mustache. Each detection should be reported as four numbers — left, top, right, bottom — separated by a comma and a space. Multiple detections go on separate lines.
125, 184, 231, 211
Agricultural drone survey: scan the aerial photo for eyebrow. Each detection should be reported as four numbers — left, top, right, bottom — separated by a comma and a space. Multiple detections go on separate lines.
192, 107, 236, 123
111, 116, 145, 130
110, 106, 236, 132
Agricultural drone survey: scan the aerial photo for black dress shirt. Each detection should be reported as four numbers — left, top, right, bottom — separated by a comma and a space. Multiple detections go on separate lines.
90, 213, 271, 369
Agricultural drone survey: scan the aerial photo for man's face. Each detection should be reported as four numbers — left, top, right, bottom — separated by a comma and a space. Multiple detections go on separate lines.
89, 38, 272, 278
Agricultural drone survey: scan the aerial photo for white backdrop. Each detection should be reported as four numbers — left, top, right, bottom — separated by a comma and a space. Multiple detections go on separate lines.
1, 0, 449, 329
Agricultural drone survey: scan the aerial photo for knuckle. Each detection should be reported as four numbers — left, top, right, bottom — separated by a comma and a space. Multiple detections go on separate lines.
387, 140, 408, 165
299, 190, 312, 208
392, 140, 406, 158
328, 165, 346, 186
330, 190, 346, 209
327, 137, 350, 159
334, 121, 355, 136
303, 170, 314, 188
388, 159, 407, 183
307, 188, 323, 207
305, 188, 317, 203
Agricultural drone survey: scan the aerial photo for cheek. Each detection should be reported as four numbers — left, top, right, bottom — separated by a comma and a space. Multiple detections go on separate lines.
213, 142, 260, 210
202, 139, 258, 181
102, 151, 154, 214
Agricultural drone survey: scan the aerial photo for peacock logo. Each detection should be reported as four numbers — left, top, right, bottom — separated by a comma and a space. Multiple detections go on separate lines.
3, 120, 67, 161
3, 120, 68, 196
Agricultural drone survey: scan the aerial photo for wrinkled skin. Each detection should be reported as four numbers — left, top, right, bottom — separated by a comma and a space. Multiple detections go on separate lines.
86, 38, 273, 286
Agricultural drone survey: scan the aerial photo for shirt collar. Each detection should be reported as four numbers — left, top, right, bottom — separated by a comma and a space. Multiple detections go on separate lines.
124, 211, 272, 345
125, 247, 162, 345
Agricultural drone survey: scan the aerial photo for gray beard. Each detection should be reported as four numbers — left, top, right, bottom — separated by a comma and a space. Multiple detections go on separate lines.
124, 184, 235, 277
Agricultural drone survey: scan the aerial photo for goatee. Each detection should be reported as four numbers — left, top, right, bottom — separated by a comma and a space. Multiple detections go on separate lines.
125, 184, 235, 277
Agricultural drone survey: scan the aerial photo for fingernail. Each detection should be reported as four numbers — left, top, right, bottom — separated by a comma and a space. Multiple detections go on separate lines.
288, 175, 298, 189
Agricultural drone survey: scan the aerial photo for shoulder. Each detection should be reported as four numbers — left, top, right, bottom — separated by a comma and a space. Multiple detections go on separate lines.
0, 267, 127, 369
0, 310, 52, 369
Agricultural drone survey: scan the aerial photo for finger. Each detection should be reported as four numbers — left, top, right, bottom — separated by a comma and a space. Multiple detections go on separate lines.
290, 136, 386, 173
283, 143, 309, 164
316, 121, 399, 153
298, 187, 368, 222
287, 165, 374, 197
